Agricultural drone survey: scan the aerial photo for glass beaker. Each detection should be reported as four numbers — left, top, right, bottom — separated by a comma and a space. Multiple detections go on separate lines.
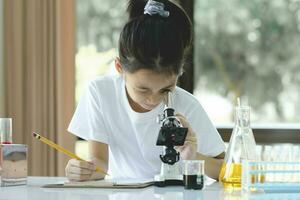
219, 106, 257, 189
183, 160, 205, 190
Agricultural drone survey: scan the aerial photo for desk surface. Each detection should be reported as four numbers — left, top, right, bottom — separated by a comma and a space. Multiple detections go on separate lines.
1, 177, 300, 200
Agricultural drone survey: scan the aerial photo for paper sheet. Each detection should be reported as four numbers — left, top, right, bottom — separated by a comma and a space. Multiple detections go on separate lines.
63, 178, 154, 187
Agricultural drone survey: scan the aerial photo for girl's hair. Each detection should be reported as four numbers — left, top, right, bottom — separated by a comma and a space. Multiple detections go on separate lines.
119, 0, 192, 75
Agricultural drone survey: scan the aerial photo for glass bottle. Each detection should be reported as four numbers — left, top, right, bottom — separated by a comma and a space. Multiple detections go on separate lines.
219, 105, 257, 188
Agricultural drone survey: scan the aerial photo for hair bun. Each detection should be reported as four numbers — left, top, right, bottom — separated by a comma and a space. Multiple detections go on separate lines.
127, 0, 147, 19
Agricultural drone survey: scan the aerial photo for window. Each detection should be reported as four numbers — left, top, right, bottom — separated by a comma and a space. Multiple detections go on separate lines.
194, 0, 300, 128
75, 0, 126, 103
75, 0, 300, 146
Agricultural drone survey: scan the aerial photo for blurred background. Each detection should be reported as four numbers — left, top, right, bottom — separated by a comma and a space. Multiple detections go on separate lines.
1, 0, 300, 176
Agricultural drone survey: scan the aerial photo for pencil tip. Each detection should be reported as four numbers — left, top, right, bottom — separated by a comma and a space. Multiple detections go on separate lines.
32, 132, 37, 137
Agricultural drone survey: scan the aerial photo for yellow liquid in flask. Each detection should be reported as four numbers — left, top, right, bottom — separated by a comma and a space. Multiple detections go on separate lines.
219, 163, 242, 188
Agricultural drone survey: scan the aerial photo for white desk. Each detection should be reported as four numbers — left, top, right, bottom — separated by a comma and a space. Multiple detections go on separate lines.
1, 177, 300, 200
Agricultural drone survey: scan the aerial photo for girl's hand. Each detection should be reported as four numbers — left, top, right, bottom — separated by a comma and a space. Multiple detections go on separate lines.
65, 159, 98, 182
175, 113, 198, 160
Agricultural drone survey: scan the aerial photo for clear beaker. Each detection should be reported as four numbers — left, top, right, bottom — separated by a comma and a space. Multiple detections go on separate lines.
183, 160, 205, 190
219, 105, 257, 189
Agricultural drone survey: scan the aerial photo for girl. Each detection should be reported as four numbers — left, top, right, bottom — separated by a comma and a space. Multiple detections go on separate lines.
65, 0, 225, 181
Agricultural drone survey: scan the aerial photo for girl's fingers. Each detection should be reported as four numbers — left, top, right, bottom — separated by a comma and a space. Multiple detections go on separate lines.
69, 159, 96, 171
175, 146, 184, 152
65, 159, 97, 181
176, 141, 197, 153
184, 140, 197, 148
175, 114, 189, 127
185, 135, 197, 143
67, 172, 92, 181
175, 113, 196, 136
67, 165, 94, 175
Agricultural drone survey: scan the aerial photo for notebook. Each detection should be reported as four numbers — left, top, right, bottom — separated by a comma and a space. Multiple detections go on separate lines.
42, 178, 154, 189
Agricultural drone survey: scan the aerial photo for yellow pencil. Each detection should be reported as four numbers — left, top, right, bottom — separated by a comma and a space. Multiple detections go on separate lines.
32, 132, 108, 175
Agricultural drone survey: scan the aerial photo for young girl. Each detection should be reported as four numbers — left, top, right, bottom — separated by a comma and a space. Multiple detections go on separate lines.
66, 0, 225, 181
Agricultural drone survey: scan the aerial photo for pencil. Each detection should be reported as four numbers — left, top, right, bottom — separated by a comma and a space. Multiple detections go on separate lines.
32, 132, 108, 175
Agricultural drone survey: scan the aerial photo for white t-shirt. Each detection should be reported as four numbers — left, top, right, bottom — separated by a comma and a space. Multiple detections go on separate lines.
68, 75, 225, 179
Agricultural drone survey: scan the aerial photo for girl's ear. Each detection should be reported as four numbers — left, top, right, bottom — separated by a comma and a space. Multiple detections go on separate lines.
115, 57, 123, 74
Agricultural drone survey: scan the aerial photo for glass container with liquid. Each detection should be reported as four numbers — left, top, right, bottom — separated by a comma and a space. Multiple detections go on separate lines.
0, 118, 13, 144
219, 105, 257, 189
183, 160, 205, 190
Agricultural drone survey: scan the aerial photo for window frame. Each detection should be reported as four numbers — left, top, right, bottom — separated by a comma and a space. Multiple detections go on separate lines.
218, 128, 300, 144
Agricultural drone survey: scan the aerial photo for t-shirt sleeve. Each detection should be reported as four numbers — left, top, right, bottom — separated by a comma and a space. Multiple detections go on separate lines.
186, 103, 225, 157
68, 81, 109, 144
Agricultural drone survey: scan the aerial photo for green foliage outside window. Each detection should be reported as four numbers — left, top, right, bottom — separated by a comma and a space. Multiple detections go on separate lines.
194, 0, 300, 123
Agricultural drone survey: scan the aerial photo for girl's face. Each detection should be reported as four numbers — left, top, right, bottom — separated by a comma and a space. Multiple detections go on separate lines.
115, 58, 178, 113
124, 69, 178, 113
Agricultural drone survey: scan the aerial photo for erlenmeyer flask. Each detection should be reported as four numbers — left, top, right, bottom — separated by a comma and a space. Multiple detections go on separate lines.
219, 105, 257, 188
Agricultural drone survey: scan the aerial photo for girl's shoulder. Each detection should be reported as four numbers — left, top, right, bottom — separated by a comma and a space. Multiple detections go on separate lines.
86, 74, 122, 97
173, 86, 207, 117
89, 74, 121, 87
173, 86, 200, 107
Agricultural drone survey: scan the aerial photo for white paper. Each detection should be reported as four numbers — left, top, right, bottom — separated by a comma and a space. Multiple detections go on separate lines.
65, 178, 154, 187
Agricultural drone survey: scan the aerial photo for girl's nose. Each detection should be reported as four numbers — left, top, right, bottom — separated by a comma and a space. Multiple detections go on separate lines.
146, 95, 161, 105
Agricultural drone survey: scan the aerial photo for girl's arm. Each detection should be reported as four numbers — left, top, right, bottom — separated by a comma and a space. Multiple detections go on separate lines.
88, 140, 109, 180
196, 152, 225, 180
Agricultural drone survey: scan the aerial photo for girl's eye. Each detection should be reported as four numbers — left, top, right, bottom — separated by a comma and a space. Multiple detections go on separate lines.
136, 89, 148, 93
160, 89, 171, 94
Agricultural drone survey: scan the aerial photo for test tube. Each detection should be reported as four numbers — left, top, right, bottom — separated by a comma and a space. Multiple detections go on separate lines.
0, 118, 13, 144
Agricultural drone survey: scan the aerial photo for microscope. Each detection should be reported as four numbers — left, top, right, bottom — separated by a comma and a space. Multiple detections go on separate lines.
154, 92, 188, 187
